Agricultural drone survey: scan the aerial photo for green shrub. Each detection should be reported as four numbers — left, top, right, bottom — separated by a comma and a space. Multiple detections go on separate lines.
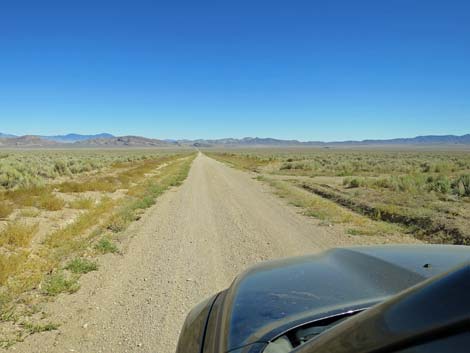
453, 174, 470, 196
23, 322, 59, 333
65, 258, 98, 274
349, 178, 363, 188
280, 163, 292, 170
42, 272, 79, 296
427, 175, 451, 194
94, 238, 118, 254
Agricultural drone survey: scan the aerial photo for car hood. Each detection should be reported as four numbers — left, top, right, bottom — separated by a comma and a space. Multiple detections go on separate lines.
214, 245, 470, 352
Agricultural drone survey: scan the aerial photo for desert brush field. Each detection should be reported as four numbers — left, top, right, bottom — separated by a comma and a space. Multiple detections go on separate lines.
0, 149, 195, 346
207, 148, 470, 245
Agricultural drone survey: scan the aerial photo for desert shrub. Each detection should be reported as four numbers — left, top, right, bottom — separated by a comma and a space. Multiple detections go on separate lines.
372, 178, 392, 189
42, 272, 79, 296
59, 177, 119, 193
427, 175, 451, 194
94, 238, 118, 254
280, 163, 292, 170
0, 250, 29, 285
433, 162, 455, 173
106, 215, 128, 233
453, 174, 470, 196
5, 186, 49, 207
0, 222, 38, 248
389, 175, 427, 193
65, 258, 98, 274
53, 160, 70, 175
22, 322, 59, 334
349, 178, 361, 188
19, 208, 41, 217
0, 201, 13, 219
343, 178, 364, 188
69, 197, 94, 209
37, 193, 65, 211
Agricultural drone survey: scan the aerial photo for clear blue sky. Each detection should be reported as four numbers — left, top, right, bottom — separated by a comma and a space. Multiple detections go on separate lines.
1, 0, 469, 141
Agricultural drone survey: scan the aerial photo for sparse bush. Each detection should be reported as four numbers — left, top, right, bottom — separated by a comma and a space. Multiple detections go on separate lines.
59, 178, 119, 193
453, 174, 470, 196
427, 175, 451, 194
22, 322, 59, 334
0, 201, 13, 219
344, 178, 363, 188
37, 193, 65, 211
105, 208, 135, 233
42, 272, 79, 296
65, 258, 98, 274
280, 163, 293, 170
0, 250, 29, 285
94, 238, 118, 254
69, 197, 94, 209
19, 208, 41, 217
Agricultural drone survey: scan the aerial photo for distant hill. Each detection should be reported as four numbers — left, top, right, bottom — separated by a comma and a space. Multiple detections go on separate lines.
1, 132, 469, 148
352, 134, 470, 145
181, 134, 470, 147
0, 132, 115, 143
41, 133, 115, 143
0, 133, 17, 138
75, 135, 179, 147
0, 135, 58, 147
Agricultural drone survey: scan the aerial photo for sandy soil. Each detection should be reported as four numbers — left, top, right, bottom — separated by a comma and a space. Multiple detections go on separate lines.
5, 153, 418, 353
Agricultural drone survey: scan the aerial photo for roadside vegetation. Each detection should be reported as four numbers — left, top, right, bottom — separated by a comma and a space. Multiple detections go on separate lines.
208, 149, 470, 244
0, 149, 195, 346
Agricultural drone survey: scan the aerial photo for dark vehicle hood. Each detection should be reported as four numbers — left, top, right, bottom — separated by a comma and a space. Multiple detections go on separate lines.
215, 245, 470, 351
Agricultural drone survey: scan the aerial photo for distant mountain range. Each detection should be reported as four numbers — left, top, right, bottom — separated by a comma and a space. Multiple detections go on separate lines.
41, 133, 115, 143
77, 135, 178, 147
0, 132, 469, 148
0, 134, 176, 147
183, 134, 470, 147
0, 133, 114, 143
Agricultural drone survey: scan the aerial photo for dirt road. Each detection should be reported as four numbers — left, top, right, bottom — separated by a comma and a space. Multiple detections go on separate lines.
9, 153, 417, 353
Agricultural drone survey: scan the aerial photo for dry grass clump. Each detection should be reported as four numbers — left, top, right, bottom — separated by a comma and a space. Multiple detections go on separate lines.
4, 186, 49, 208
3, 186, 65, 211
0, 250, 29, 285
0, 201, 13, 219
0, 222, 38, 248
45, 197, 115, 250
58, 177, 119, 193
69, 197, 94, 209
37, 193, 65, 211
19, 208, 41, 218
